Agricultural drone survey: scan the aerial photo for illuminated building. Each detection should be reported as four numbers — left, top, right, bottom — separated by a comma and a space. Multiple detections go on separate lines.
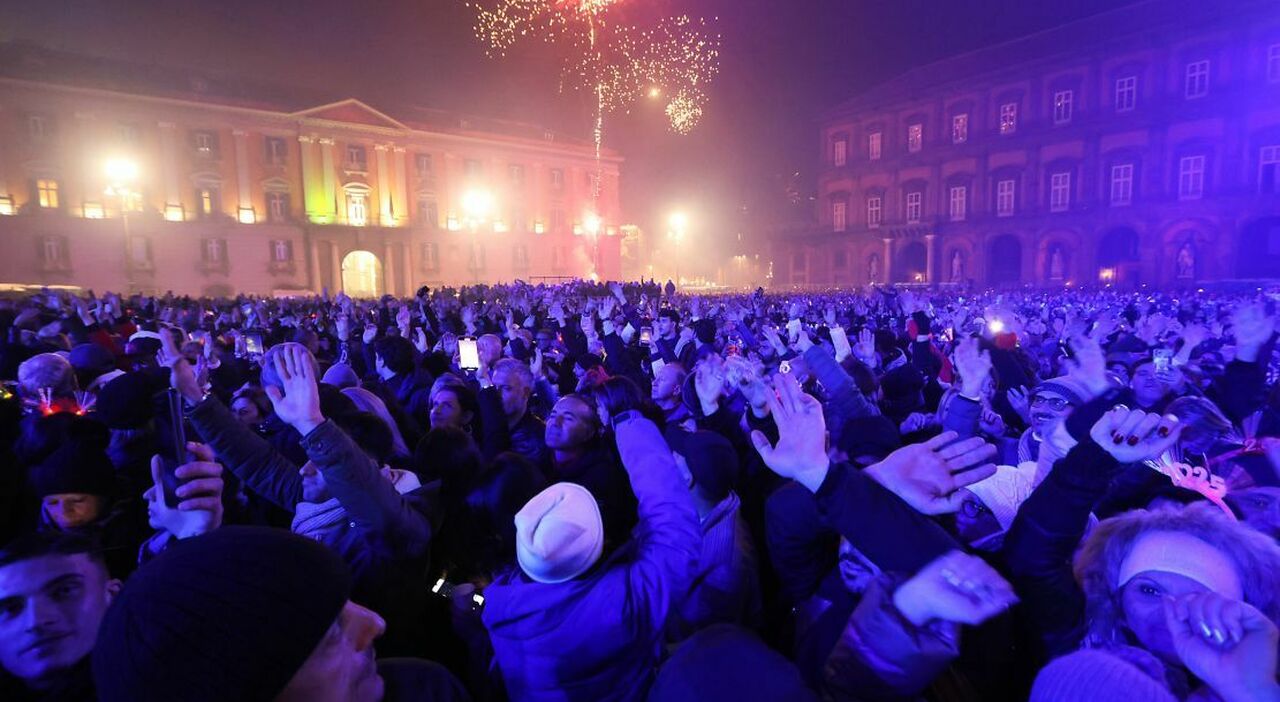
0, 43, 622, 296
773, 0, 1280, 288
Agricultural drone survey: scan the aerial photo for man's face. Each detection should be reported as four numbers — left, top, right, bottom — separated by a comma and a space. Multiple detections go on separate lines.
1130, 362, 1172, 405
492, 368, 531, 422
656, 317, 675, 338
373, 354, 393, 381
297, 462, 332, 503
651, 365, 683, 402
276, 601, 385, 702
545, 397, 598, 450
1029, 389, 1073, 435
0, 554, 120, 687
534, 332, 554, 352
41, 495, 104, 530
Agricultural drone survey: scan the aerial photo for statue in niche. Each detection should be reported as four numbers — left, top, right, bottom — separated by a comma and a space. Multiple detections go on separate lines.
1049, 246, 1065, 281
950, 250, 964, 282
1176, 242, 1195, 280
868, 253, 881, 283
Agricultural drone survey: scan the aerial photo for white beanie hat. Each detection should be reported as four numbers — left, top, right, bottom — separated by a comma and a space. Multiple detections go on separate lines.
515, 482, 604, 584
963, 461, 1039, 532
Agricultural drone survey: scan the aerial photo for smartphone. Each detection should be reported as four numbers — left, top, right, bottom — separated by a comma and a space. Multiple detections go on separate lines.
640, 327, 652, 344
458, 337, 480, 371
245, 333, 264, 356
159, 388, 188, 508
1153, 348, 1173, 375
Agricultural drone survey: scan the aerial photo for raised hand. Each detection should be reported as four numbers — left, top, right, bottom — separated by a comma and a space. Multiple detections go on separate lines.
750, 372, 830, 492
263, 345, 324, 436
157, 326, 202, 403
979, 406, 1006, 437
146, 442, 224, 540
1233, 304, 1276, 363
824, 306, 838, 328
361, 323, 378, 345
854, 328, 877, 367
413, 327, 429, 355
864, 431, 998, 515
530, 347, 544, 378
953, 337, 991, 398
693, 358, 725, 416
1163, 593, 1280, 702
1064, 334, 1111, 396
396, 305, 411, 331
892, 550, 1018, 627
1088, 406, 1181, 463
1007, 385, 1031, 424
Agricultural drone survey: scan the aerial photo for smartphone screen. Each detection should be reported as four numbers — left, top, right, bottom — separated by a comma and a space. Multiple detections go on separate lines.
1153, 348, 1173, 375
640, 327, 652, 344
159, 389, 188, 507
245, 333, 264, 355
458, 337, 480, 371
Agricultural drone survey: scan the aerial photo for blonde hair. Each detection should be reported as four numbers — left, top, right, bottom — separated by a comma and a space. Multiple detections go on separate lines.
1074, 503, 1280, 648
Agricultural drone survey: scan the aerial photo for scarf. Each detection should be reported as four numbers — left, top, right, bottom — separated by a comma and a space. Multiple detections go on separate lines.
291, 467, 422, 539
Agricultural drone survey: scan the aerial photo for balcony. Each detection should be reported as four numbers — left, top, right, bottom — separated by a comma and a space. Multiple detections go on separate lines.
268, 260, 296, 276
197, 259, 229, 275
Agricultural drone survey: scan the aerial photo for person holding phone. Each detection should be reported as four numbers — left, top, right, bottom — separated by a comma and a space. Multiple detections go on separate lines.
371, 336, 433, 433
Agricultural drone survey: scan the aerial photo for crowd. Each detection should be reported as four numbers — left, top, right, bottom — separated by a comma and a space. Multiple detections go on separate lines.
2, 278, 1280, 701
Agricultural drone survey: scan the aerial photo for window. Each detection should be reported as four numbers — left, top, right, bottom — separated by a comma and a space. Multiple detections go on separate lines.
1110, 164, 1134, 206
868, 132, 882, 160
832, 136, 848, 167
264, 137, 287, 165
905, 191, 922, 223
999, 103, 1018, 134
42, 236, 66, 266
952, 114, 968, 144
907, 124, 923, 153
549, 168, 565, 190
513, 244, 530, 269
266, 192, 289, 222
196, 186, 220, 217
1115, 75, 1137, 112
465, 159, 483, 179
867, 196, 882, 228
192, 131, 218, 157
118, 123, 140, 146
35, 179, 59, 209
1053, 90, 1073, 124
346, 192, 368, 225
1185, 60, 1210, 99
201, 238, 226, 264
550, 208, 567, 232
415, 154, 433, 178
28, 115, 51, 142
1179, 155, 1205, 200
418, 197, 439, 227
422, 242, 440, 272
996, 179, 1016, 216
509, 164, 525, 185
1050, 172, 1072, 212
345, 145, 367, 171
128, 237, 150, 267
1260, 145, 1280, 193
833, 251, 848, 269
949, 186, 967, 221
832, 200, 847, 232
1270, 44, 1280, 83
271, 240, 293, 262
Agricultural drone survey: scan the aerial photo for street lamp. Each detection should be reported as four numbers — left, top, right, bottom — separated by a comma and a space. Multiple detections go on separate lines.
668, 211, 688, 287
584, 212, 602, 279
104, 157, 142, 285
461, 189, 495, 283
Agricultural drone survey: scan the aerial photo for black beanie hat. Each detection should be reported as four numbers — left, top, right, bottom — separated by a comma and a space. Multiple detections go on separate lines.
666, 427, 740, 502
92, 526, 353, 702
92, 371, 161, 430
31, 440, 116, 498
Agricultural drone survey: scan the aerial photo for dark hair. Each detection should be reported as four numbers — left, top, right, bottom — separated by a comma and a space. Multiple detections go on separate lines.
0, 531, 106, 569
413, 426, 484, 496
590, 376, 663, 426
373, 335, 416, 376
659, 308, 681, 323
333, 411, 395, 466
839, 356, 879, 397
16, 412, 110, 466
461, 452, 548, 576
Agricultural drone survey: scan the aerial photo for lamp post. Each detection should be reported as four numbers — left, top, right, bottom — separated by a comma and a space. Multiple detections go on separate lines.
104, 158, 140, 280
461, 189, 494, 283
668, 211, 688, 287
584, 212, 602, 280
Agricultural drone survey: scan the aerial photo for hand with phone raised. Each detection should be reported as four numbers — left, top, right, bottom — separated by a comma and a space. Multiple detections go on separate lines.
145, 442, 224, 540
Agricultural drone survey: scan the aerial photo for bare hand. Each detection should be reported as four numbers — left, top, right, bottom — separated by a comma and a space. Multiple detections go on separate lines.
864, 432, 998, 515
1089, 407, 1182, 463
264, 346, 324, 436
893, 550, 1018, 626
750, 373, 830, 492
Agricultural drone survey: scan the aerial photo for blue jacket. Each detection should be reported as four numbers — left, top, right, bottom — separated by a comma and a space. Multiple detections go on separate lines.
483, 415, 700, 702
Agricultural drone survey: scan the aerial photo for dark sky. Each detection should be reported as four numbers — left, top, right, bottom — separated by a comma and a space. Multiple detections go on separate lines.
6, 0, 1122, 266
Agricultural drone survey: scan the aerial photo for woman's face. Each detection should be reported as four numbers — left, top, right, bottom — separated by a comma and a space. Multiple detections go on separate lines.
429, 390, 466, 430
231, 397, 263, 426
1120, 571, 1212, 662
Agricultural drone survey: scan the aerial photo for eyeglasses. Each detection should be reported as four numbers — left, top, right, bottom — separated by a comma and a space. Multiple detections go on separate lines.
1030, 395, 1071, 411
960, 498, 992, 519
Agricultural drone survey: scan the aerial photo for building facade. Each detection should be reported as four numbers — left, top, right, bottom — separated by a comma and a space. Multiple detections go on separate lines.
773, 0, 1280, 289
0, 44, 622, 297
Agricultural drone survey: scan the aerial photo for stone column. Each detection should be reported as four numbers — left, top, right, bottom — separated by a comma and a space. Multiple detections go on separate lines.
308, 238, 322, 294
383, 241, 396, 296
391, 147, 409, 226
329, 241, 342, 292
319, 138, 338, 223
925, 233, 936, 284
375, 144, 392, 226
158, 122, 183, 218
883, 237, 893, 283
402, 242, 413, 294
232, 129, 252, 222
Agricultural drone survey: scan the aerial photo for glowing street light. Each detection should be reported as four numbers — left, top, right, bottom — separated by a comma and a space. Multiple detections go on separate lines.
461, 189, 495, 226
584, 213, 602, 235
667, 211, 690, 286
104, 157, 139, 184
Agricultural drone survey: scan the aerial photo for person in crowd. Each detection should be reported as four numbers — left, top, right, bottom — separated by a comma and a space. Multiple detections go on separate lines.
542, 393, 638, 545
478, 358, 547, 464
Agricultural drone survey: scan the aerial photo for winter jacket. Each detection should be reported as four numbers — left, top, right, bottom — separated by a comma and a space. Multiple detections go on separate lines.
803, 345, 878, 441
483, 414, 700, 702
188, 396, 436, 656
666, 491, 762, 642
543, 443, 638, 548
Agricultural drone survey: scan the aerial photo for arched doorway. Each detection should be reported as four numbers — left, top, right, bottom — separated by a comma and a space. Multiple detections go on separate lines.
341, 250, 382, 298
896, 241, 928, 283
987, 235, 1022, 285
1098, 227, 1140, 284
1237, 217, 1280, 279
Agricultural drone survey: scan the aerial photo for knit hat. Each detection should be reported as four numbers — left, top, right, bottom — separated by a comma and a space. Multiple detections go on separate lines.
92, 371, 161, 430
92, 526, 353, 702
1030, 649, 1176, 702
1034, 376, 1091, 408
647, 624, 819, 702
963, 461, 1038, 532
321, 362, 360, 389
666, 428, 739, 502
878, 365, 925, 417
514, 482, 604, 584
31, 440, 116, 498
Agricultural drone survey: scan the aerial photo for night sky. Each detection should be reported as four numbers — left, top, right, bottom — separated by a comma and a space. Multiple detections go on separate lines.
7, 0, 1122, 271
